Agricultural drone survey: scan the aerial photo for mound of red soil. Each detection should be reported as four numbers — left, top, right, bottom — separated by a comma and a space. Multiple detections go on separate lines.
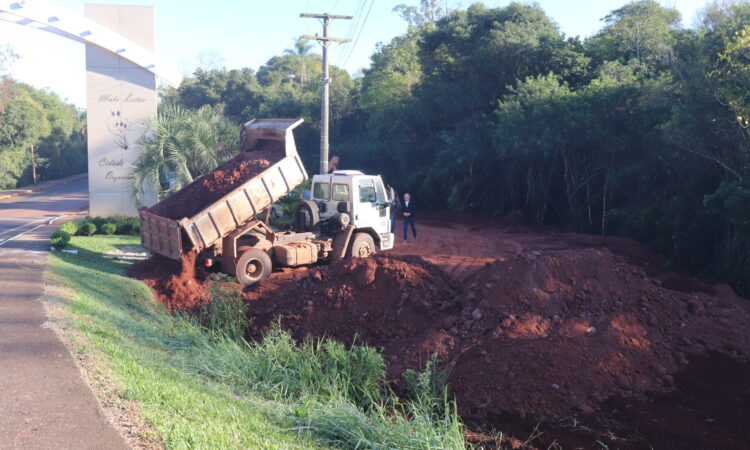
448, 248, 750, 423
130, 213, 750, 447
147, 147, 280, 220
243, 255, 463, 377
127, 252, 209, 310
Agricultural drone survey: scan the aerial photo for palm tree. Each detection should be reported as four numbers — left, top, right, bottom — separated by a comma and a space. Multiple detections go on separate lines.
284, 39, 315, 84
129, 103, 239, 205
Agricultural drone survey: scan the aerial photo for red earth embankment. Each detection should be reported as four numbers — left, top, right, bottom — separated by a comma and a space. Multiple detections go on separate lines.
131, 214, 750, 449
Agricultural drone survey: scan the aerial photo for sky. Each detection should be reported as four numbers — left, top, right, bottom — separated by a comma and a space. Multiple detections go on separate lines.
1, 0, 711, 108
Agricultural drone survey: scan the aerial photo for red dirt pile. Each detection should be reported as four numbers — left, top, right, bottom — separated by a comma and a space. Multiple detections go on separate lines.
239, 249, 750, 424
131, 213, 750, 447
147, 147, 280, 220
128, 251, 208, 310
243, 255, 463, 377
448, 248, 750, 422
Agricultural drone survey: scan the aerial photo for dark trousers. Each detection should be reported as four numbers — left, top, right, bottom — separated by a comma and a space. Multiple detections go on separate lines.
403, 216, 417, 240
391, 215, 397, 234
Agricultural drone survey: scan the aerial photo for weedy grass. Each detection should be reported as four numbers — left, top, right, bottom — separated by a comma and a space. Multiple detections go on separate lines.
47, 235, 467, 449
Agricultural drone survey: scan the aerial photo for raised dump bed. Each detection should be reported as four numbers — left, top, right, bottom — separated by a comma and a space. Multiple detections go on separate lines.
139, 118, 307, 260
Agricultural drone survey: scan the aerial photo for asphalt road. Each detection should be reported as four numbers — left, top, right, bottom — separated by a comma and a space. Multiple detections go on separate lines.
0, 177, 88, 250
0, 178, 128, 449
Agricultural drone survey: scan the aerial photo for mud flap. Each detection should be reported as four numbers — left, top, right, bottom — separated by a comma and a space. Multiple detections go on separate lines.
330, 225, 355, 262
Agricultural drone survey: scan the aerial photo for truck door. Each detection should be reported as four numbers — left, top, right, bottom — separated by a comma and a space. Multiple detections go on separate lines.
353, 177, 389, 232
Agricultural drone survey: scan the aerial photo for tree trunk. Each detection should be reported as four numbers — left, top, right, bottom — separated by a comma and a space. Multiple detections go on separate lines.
601, 170, 609, 236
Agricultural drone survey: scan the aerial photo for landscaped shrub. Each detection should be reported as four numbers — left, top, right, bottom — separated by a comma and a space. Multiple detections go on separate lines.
116, 216, 140, 235
80, 222, 97, 236
101, 223, 117, 235
58, 221, 78, 236
73, 215, 140, 235
50, 229, 71, 250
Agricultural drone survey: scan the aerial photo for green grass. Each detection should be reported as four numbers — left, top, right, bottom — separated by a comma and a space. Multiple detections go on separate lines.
47, 235, 466, 449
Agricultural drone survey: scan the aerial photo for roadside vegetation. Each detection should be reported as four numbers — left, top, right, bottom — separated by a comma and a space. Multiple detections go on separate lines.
46, 235, 466, 448
0, 78, 86, 189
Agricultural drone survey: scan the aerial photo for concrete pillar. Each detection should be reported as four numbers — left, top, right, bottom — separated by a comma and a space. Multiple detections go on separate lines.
85, 4, 157, 216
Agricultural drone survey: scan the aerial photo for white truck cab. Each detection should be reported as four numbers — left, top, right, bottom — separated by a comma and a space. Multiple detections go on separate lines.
309, 170, 394, 252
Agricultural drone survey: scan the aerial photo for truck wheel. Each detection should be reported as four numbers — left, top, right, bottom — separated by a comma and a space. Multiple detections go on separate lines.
294, 200, 319, 231
348, 233, 376, 258
236, 249, 272, 286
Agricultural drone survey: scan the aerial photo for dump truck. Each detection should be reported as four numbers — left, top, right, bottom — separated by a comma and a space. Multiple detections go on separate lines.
139, 118, 394, 286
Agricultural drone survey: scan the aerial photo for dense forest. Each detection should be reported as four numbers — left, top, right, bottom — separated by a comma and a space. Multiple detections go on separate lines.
155, 0, 750, 295
0, 62, 87, 189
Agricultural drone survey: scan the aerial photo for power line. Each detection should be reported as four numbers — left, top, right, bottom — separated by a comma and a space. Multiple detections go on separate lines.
334, 0, 366, 67
341, 0, 374, 70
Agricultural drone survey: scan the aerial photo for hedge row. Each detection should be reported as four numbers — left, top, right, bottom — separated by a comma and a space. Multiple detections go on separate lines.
51, 215, 140, 250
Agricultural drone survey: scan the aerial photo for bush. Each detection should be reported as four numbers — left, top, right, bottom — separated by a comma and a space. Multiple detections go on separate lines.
101, 223, 117, 235
116, 217, 140, 235
80, 222, 97, 236
50, 229, 71, 250
75, 215, 140, 235
58, 221, 78, 236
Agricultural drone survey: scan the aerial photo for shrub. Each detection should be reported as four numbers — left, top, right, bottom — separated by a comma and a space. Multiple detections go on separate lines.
80, 222, 97, 236
58, 221, 78, 236
101, 223, 117, 235
50, 229, 71, 250
116, 217, 140, 235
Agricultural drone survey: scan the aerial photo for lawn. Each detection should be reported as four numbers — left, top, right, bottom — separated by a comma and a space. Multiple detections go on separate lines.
45, 235, 465, 449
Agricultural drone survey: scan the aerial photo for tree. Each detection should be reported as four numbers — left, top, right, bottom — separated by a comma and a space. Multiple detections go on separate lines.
587, 0, 680, 70
284, 39, 315, 83
393, 0, 448, 28
0, 92, 49, 185
129, 103, 239, 204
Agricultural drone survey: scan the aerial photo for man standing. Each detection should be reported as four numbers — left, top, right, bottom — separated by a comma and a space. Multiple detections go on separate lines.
402, 192, 417, 243
388, 187, 400, 235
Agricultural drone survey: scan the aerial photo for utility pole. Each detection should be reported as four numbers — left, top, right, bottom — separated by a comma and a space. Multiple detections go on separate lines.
300, 13, 351, 175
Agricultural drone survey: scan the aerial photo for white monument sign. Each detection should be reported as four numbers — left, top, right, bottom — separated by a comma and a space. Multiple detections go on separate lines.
85, 4, 156, 216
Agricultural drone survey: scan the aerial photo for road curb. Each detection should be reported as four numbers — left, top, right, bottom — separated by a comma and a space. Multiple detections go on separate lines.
0, 174, 87, 201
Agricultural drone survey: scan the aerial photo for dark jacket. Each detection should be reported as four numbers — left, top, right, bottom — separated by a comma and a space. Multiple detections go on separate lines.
402, 200, 416, 218
390, 197, 401, 217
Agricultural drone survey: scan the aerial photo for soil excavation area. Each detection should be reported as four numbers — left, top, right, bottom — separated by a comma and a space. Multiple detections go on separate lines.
130, 213, 750, 449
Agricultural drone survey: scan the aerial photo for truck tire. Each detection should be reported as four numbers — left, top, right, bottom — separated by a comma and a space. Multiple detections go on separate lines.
294, 200, 319, 231
348, 232, 376, 258
236, 248, 272, 286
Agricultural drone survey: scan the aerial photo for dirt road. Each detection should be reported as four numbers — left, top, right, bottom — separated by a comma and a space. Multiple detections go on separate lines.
0, 178, 128, 449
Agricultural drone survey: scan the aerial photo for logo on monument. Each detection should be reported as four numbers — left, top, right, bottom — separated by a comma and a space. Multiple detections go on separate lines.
107, 109, 132, 150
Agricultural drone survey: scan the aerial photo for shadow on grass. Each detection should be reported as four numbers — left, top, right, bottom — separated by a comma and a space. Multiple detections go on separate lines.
64, 236, 145, 277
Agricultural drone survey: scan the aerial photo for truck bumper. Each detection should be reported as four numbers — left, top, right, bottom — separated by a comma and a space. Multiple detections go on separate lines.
380, 232, 395, 251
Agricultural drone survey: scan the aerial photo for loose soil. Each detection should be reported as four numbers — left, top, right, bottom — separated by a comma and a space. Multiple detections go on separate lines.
147, 146, 280, 220
132, 213, 750, 448
128, 252, 208, 310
